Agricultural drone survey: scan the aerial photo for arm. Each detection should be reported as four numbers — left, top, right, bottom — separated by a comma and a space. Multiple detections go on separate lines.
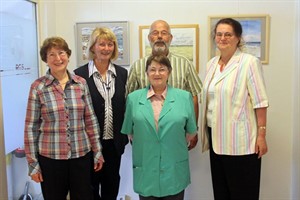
188, 95, 199, 150
126, 62, 139, 96
185, 60, 202, 150
255, 107, 268, 158
247, 56, 269, 158
24, 85, 43, 182
82, 81, 104, 170
185, 93, 198, 147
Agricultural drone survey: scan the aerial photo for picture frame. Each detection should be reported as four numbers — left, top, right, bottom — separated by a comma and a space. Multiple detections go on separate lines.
139, 24, 199, 72
208, 15, 270, 64
75, 21, 130, 66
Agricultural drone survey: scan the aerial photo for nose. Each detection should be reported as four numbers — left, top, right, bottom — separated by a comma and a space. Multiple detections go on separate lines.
154, 70, 160, 75
156, 33, 163, 39
220, 35, 226, 39
103, 44, 110, 50
53, 53, 62, 60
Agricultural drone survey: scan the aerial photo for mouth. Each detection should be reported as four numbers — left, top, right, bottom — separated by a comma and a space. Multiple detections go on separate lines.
101, 52, 112, 56
152, 41, 168, 55
55, 61, 63, 65
154, 40, 166, 46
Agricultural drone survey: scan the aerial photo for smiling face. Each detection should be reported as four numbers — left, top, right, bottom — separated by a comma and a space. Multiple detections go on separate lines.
215, 23, 240, 54
146, 60, 170, 91
46, 47, 69, 75
92, 38, 115, 62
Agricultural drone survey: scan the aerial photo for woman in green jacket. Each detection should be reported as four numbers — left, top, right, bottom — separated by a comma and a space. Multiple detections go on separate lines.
121, 54, 197, 200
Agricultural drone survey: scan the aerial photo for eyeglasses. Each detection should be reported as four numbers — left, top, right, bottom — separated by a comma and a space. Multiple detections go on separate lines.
150, 30, 170, 37
148, 67, 168, 75
215, 32, 234, 39
47, 51, 67, 59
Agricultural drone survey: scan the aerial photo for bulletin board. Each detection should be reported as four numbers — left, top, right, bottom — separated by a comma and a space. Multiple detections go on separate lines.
0, 0, 39, 155
0, 0, 39, 197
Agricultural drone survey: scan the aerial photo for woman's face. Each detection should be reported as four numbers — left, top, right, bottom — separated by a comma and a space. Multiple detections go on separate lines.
46, 47, 69, 75
146, 61, 170, 90
215, 23, 240, 53
92, 38, 115, 61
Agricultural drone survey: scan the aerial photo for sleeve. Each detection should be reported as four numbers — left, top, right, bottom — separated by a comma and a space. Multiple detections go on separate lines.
121, 95, 134, 135
24, 84, 42, 175
82, 81, 103, 163
247, 56, 269, 109
185, 92, 198, 135
126, 62, 139, 96
185, 60, 203, 97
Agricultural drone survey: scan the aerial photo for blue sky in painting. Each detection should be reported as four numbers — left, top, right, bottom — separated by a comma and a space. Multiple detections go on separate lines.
240, 20, 261, 42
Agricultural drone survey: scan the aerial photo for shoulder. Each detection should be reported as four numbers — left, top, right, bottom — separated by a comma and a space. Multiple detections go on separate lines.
169, 53, 192, 65
207, 55, 219, 65
239, 52, 261, 66
30, 76, 47, 89
113, 64, 127, 74
169, 86, 190, 97
130, 57, 148, 69
170, 53, 189, 60
169, 53, 196, 71
72, 73, 87, 84
128, 87, 147, 98
74, 63, 89, 74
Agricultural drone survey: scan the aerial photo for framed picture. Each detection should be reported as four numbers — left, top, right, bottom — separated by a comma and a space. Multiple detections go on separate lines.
208, 15, 270, 64
75, 21, 130, 66
139, 24, 199, 72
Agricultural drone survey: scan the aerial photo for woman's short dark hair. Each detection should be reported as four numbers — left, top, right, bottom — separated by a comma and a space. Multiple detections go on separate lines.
213, 18, 243, 48
146, 54, 172, 72
40, 37, 71, 63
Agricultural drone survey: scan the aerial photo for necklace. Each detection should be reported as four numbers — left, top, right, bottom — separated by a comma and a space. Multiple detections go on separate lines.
59, 81, 68, 85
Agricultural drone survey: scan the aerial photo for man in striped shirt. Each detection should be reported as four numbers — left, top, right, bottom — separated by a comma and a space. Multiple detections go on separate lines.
127, 19, 202, 150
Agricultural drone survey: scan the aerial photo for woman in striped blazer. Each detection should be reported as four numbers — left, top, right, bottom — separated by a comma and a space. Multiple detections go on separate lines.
200, 18, 269, 200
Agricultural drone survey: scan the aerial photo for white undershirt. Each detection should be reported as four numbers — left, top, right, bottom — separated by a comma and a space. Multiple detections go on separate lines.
206, 65, 222, 127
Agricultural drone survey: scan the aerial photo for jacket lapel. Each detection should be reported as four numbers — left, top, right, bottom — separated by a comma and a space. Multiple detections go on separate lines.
138, 89, 157, 135
215, 50, 242, 84
158, 87, 175, 138
159, 87, 174, 121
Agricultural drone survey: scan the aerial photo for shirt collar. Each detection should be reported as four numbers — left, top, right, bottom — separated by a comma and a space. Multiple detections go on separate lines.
88, 60, 116, 78
45, 69, 78, 86
147, 85, 167, 99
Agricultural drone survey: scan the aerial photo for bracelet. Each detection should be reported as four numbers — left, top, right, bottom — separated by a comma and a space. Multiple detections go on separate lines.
258, 126, 266, 131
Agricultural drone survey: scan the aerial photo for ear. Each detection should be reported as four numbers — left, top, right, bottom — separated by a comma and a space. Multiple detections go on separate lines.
169, 33, 173, 41
148, 34, 152, 42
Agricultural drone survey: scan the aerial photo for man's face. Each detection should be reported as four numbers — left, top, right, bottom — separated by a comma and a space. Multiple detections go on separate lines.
148, 21, 173, 55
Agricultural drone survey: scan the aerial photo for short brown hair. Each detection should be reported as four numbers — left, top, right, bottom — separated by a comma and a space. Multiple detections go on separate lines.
40, 37, 71, 63
146, 54, 172, 72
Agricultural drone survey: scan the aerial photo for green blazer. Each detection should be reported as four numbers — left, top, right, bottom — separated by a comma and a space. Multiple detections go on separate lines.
121, 85, 197, 197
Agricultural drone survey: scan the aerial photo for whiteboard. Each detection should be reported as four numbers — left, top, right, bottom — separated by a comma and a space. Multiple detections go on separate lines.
0, 0, 39, 154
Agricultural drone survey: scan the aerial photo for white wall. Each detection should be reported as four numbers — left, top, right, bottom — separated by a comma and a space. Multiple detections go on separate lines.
5, 0, 299, 199
292, 0, 300, 199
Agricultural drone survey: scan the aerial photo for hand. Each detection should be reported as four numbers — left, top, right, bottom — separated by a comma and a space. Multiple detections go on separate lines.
188, 134, 198, 150
94, 156, 105, 172
31, 172, 43, 183
255, 134, 268, 158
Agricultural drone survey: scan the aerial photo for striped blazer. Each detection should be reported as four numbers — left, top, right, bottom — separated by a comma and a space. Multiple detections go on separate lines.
200, 49, 269, 155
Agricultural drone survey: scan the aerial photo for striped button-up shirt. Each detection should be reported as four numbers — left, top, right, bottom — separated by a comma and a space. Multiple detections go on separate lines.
24, 70, 102, 175
127, 53, 202, 96
88, 60, 116, 140
200, 50, 269, 155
